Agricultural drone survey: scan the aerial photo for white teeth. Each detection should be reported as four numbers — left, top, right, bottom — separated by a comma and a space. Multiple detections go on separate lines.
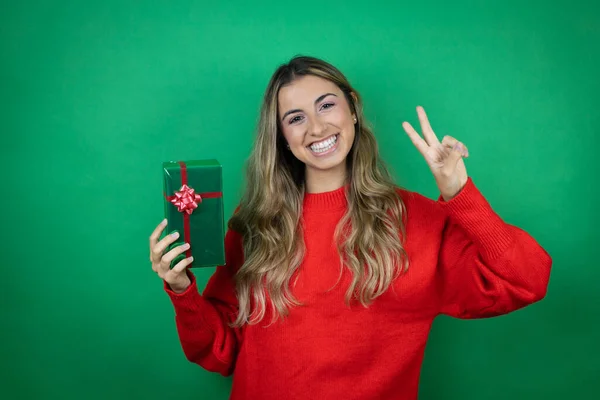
309, 135, 337, 153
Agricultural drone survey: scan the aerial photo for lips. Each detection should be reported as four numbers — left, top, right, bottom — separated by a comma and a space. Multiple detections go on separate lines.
308, 134, 338, 149
307, 134, 339, 155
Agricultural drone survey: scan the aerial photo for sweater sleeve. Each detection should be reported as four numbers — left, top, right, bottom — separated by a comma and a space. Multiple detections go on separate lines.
164, 227, 244, 376
436, 177, 552, 319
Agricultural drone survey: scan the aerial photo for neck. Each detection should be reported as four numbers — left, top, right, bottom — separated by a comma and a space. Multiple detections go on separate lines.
305, 163, 347, 193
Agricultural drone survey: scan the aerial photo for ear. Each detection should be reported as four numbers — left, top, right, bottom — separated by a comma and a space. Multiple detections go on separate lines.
350, 91, 358, 123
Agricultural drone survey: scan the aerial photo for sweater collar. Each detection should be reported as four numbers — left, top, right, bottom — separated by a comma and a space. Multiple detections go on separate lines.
303, 184, 348, 212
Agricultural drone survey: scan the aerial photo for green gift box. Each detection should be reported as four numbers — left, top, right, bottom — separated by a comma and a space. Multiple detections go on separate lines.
162, 159, 225, 268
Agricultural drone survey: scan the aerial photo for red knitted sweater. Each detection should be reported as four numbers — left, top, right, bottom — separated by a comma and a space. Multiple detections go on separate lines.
164, 178, 552, 400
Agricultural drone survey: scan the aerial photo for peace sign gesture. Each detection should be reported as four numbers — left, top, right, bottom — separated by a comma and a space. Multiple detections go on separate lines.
402, 106, 469, 201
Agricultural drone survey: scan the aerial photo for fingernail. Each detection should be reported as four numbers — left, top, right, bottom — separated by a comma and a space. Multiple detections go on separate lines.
161, 218, 167, 225
182, 243, 190, 249
171, 231, 179, 238
188, 256, 194, 262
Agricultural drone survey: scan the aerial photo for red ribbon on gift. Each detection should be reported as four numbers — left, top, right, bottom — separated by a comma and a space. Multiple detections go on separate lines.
165, 161, 222, 258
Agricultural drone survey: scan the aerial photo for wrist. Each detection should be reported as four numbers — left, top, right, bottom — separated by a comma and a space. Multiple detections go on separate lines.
440, 176, 468, 202
164, 271, 194, 295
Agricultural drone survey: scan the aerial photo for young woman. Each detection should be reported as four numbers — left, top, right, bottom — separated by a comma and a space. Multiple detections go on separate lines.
149, 56, 552, 400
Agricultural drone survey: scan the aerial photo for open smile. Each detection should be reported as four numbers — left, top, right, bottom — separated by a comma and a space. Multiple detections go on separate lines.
307, 134, 339, 156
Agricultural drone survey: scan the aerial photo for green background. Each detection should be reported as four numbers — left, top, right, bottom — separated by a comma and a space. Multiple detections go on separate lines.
1, 0, 597, 399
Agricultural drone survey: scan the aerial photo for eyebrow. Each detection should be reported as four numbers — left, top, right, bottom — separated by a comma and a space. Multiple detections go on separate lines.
280, 93, 338, 122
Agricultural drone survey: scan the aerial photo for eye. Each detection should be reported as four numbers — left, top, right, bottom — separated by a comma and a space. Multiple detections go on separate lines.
320, 102, 335, 111
289, 115, 303, 124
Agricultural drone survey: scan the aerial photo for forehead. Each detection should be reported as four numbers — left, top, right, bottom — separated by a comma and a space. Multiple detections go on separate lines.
278, 75, 342, 110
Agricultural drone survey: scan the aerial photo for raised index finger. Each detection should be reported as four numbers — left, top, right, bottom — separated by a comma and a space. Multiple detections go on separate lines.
149, 218, 168, 248
402, 121, 429, 157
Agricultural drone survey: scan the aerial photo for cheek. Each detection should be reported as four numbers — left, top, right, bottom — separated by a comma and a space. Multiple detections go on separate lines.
329, 107, 353, 126
282, 125, 304, 145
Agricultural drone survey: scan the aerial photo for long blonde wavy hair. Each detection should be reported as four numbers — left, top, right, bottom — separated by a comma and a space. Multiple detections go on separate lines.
229, 55, 408, 327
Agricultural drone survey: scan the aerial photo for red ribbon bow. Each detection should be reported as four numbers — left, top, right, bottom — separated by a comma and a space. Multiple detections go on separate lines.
168, 184, 202, 215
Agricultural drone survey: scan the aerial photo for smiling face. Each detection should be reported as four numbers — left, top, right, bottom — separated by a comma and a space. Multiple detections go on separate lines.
278, 75, 357, 190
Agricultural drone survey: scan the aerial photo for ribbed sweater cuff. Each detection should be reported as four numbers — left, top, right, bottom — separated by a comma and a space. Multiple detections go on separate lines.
438, 177, 514, 260
164, 272, 215, 332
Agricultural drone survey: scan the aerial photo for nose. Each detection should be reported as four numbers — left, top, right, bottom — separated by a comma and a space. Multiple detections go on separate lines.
308, 116, 327, 137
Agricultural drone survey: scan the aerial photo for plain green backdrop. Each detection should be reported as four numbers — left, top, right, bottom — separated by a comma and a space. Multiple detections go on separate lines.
1, 0, 598, 399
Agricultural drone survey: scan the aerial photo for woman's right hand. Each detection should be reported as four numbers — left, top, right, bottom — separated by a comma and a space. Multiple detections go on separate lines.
149, 219, 194, 293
